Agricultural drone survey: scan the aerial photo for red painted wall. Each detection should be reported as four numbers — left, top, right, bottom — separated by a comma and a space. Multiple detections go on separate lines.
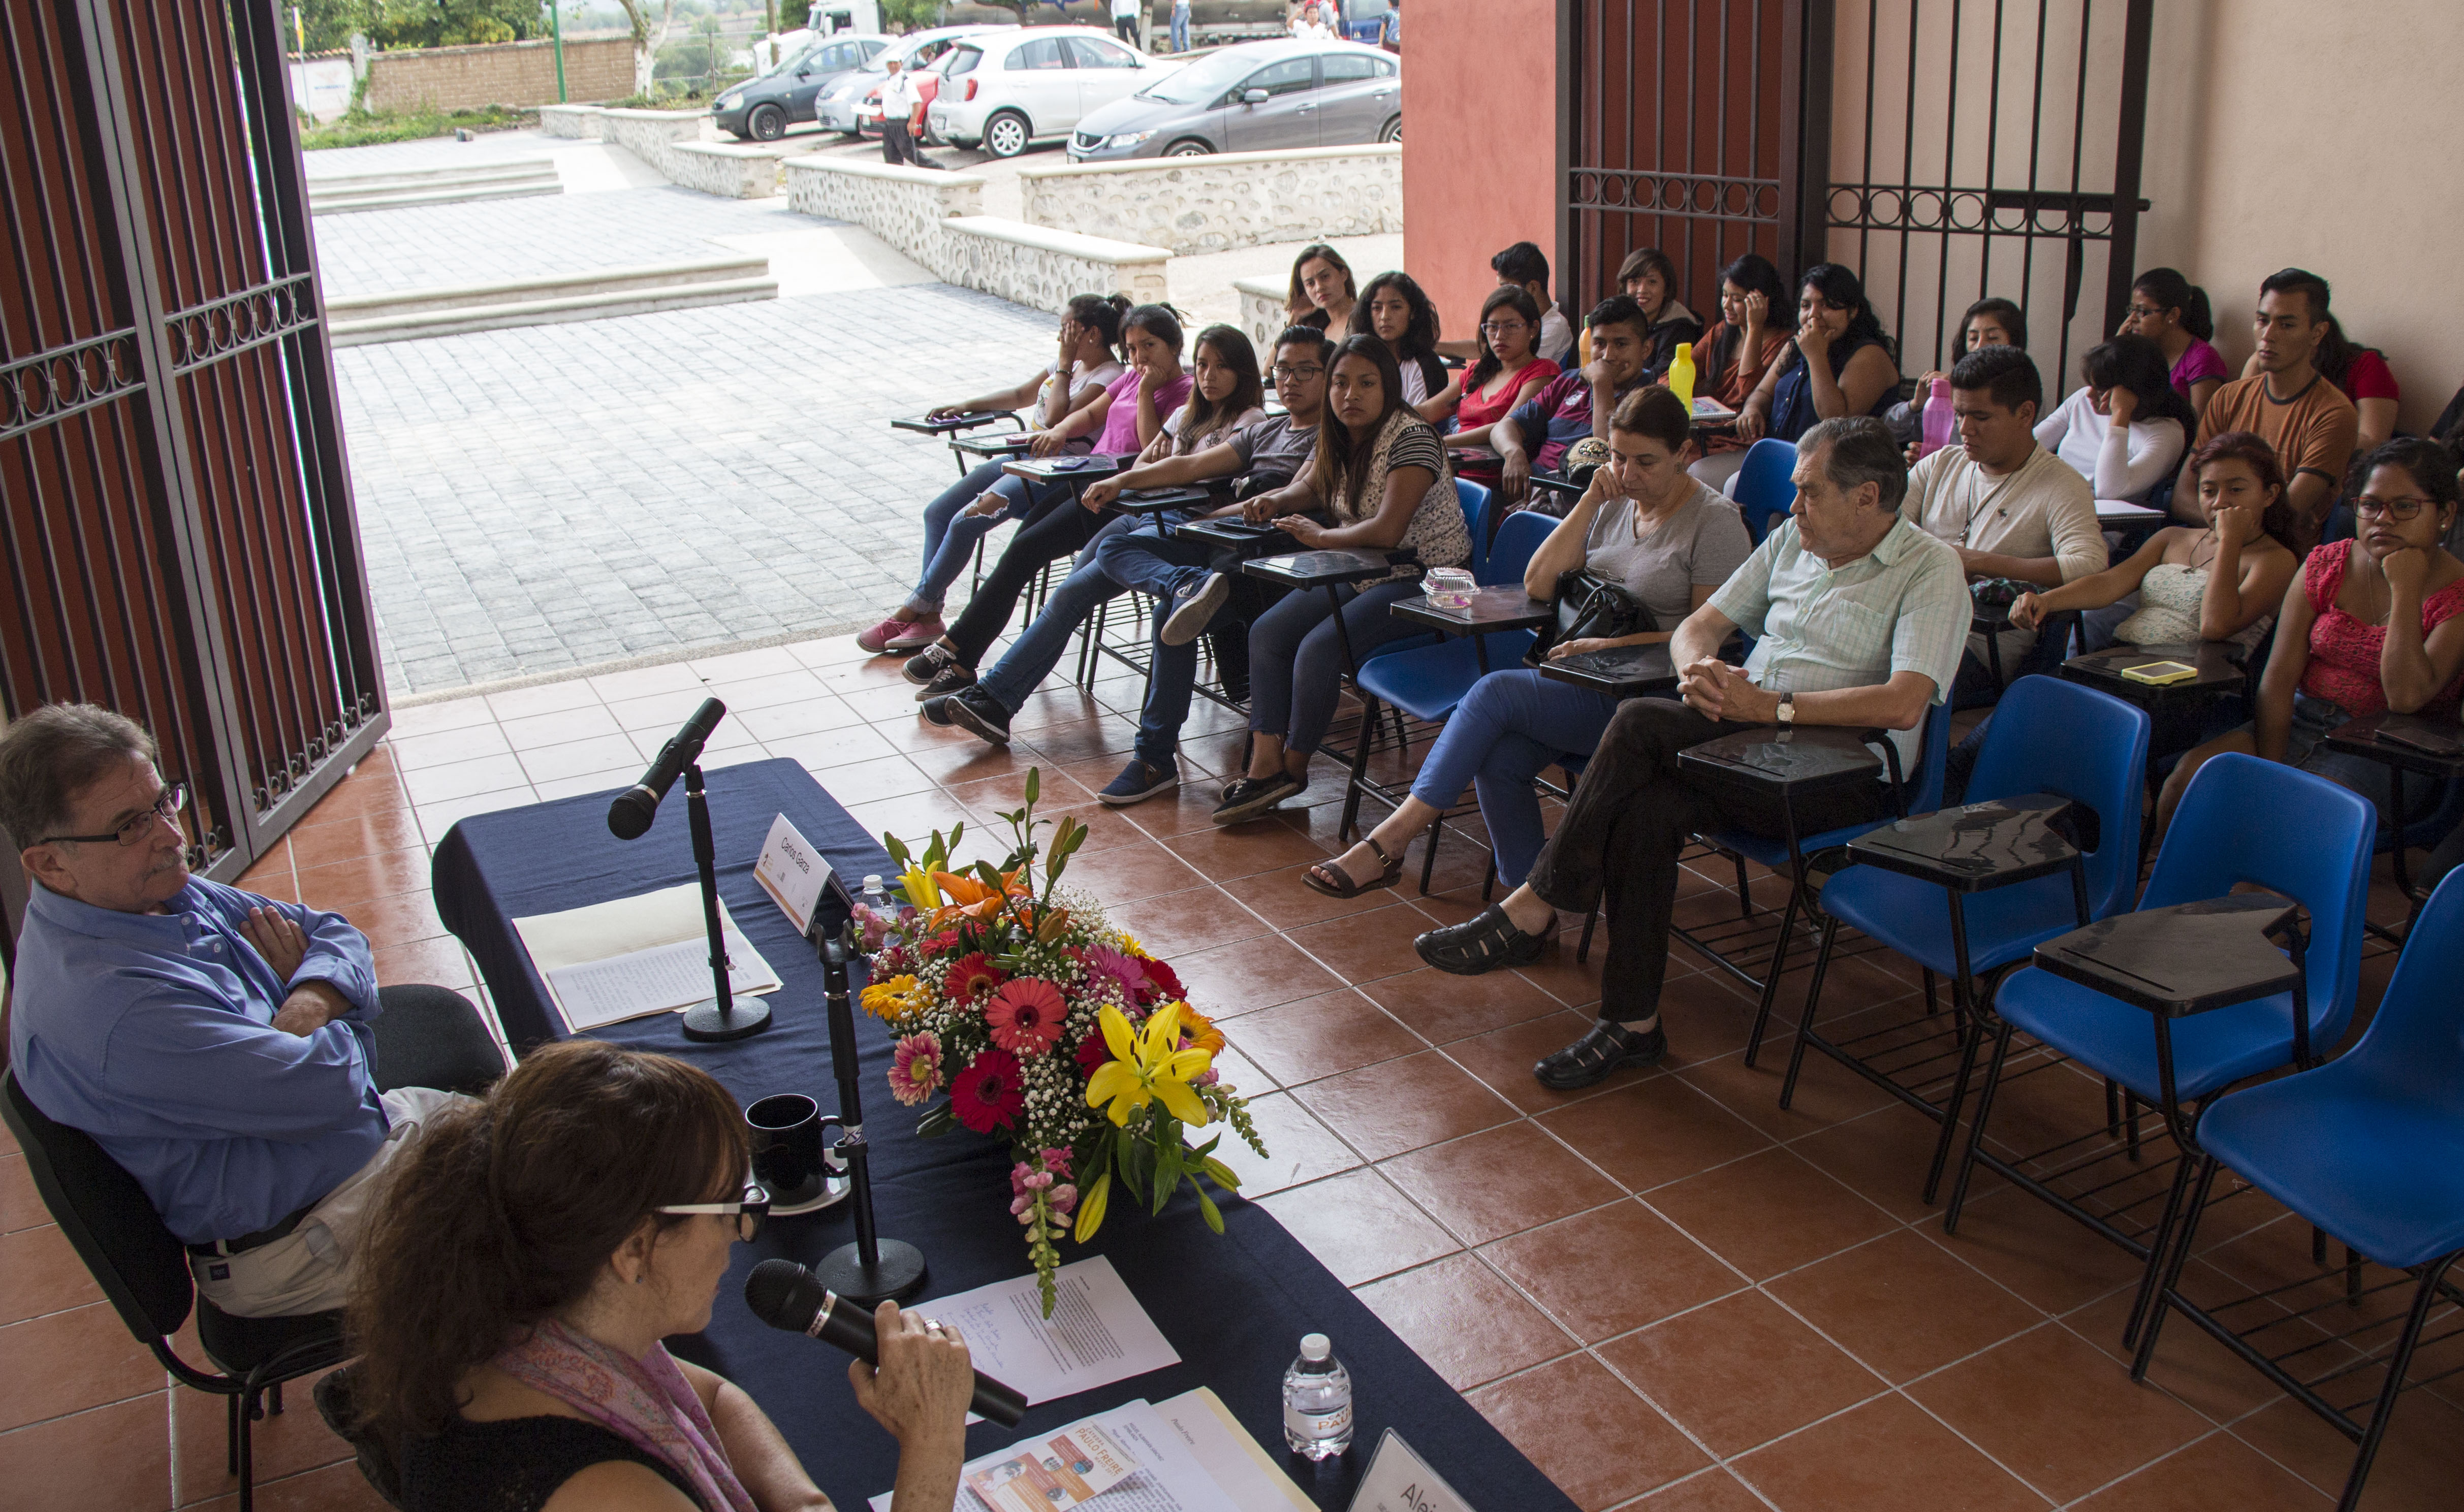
1401, 0, 1560, 343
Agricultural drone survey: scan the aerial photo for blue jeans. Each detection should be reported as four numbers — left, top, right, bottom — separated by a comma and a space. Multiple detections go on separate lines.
976, 515, 1147, 712
1092, 525, 1226, 769
1406, 669, 1622, 888
908, 465, 1059, 615
1248, 578, 1427, 757
1169, 4, 1189, 49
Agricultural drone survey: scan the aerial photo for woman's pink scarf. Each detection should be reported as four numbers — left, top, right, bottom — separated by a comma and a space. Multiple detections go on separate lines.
492, 1319, 756, 1512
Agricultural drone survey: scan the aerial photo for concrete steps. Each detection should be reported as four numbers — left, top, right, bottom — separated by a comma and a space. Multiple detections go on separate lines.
326, 255, 776, 346
308, 158, 562, 214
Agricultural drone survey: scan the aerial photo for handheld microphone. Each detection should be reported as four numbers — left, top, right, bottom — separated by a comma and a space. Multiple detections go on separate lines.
744, 1259, 1026, 1427
608, 698, 726, 840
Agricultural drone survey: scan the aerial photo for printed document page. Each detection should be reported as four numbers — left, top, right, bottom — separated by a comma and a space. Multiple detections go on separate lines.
514, 883, 782, 1031
871, 1400, 1244, 1512
930, 1257, 1179, 1408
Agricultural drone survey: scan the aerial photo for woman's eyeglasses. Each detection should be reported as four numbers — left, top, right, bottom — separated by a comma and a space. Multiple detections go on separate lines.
1479, 321, 1528, 338
657, 1183, 772, 1241
2355, 496, 2436, 522
42, 781, 186, 847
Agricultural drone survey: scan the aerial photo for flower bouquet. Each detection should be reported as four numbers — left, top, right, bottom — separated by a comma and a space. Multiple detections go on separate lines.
850, 769, 1268, 1316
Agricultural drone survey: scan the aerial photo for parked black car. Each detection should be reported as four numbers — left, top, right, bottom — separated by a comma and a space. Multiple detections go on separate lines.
713, 33, 890, 141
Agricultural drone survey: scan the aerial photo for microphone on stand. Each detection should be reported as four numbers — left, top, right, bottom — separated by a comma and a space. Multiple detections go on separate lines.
744, 1259, 1026, 1426
608, 698, 726, 840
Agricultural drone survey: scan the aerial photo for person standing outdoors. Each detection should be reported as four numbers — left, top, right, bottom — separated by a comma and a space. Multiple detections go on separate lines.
1112, 0, 1143, 46
1378, 0, 1401, 51
1171, 0, 1192, 52
878, 54, 924, 167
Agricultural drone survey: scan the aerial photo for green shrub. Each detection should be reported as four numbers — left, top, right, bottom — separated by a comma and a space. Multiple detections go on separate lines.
299, 103, 536, 150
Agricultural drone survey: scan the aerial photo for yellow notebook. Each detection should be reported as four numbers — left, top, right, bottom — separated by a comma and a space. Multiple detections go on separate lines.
2119, 660, 2199, 686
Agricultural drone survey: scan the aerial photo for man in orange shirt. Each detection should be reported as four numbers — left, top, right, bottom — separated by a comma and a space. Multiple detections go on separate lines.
2173, 268, 2358, 546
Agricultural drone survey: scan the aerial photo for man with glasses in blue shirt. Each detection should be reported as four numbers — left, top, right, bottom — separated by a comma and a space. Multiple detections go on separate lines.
3, 704, 503, 1317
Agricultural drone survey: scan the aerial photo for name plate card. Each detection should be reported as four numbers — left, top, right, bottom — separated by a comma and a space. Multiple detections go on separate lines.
752, 813, 831, 934
1349, 1430, 1474, 1512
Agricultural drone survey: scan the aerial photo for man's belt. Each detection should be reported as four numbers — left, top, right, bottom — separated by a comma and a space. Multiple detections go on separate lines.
185, 1205, 312, 1259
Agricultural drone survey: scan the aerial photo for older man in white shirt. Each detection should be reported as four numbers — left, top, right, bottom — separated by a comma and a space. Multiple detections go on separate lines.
877, 54, 925, 167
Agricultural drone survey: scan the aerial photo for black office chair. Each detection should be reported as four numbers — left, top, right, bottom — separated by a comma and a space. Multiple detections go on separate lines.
1, 1071, 353, 1512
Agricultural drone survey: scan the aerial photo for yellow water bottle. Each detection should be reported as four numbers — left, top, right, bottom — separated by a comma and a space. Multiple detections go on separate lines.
1668, 341, 1696, 406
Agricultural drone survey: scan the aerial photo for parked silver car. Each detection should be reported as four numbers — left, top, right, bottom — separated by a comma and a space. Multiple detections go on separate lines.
1064, 39, 1398, 161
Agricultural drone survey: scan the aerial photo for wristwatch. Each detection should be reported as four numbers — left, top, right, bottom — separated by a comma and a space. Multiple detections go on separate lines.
1776, 693, 1795, 727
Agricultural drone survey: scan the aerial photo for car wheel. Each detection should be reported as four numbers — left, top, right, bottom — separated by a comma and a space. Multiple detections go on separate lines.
1378, 114, 1402, 144
984, 110, 1031, 159
1164, 138, 1212, 157
749, 104, 786, 142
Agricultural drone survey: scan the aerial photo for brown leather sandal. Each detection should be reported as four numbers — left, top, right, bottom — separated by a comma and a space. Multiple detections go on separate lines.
1304, 835, 1404, 899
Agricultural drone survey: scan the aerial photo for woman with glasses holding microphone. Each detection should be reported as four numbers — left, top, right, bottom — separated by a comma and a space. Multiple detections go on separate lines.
343, 1040, 975, 1512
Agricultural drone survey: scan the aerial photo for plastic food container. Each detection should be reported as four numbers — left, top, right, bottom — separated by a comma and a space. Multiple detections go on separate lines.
1421, 567, 1476, 609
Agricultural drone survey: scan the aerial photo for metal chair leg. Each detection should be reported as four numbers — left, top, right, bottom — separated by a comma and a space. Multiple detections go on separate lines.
1922, 967, 1940, 1016
2123, 1144, 2205, 1350
1940, 1016, 2013, 1226
226, 1393, 240, 1474
237, 1388, 258, 1512
2336, 1253, 2461, 1512
1576, 906, 1599, 963
2128, 1152, 2225, 1379
1775, 914, 1843, 1093
1740, 875, 1807, 1070
1732, 850, 1754, 920
1418, 817, 1441, 895
1337, 695, 1377, 843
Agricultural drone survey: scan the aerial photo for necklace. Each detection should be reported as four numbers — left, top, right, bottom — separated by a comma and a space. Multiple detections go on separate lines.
2349, 562, 2391, 627
2187, 528, 2221, 573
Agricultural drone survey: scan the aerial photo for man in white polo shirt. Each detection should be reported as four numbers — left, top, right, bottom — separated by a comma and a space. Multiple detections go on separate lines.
878, 54, 924, 167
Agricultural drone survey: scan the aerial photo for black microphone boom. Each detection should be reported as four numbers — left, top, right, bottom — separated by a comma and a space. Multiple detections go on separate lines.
608, 698, 726, 840
744, 1259, 1026, 1427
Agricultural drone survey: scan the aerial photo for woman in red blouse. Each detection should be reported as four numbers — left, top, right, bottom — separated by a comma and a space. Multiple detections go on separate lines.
1441, 286, 1560, 486
2160, 438, 2464, 833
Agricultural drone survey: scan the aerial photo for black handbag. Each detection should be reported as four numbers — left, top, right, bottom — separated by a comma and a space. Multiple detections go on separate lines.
1526, 569, 1655, 666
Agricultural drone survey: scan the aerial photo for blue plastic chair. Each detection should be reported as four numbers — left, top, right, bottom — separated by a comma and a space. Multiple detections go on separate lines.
1785, 679, 2151, 1201
2130, 868, 2464, 1512
1946, 753, 2376, 1325
1457, 479, 1495, 583
1660, 698, 1954, 1060
1730, 438, 1800, 544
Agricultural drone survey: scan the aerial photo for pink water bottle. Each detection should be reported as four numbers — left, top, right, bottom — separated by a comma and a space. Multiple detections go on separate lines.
1918, 377, 1956, 458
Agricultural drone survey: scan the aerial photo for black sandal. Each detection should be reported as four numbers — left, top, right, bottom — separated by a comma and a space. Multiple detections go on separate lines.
1534, 1019, 1667, 1090
1304, 836, 1403, 898
1413, 904, 1552, 976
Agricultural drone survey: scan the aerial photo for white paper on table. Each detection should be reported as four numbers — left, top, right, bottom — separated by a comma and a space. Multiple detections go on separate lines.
929, 1257, 1179, 1408
870, 1400, 1246, 1512
513, 883, 781, 1032
959, 1419, 1141, 1512
1155, 1388, 1314, 1511
541, 928, 782, 1031
1348, 1429, 1476, 1512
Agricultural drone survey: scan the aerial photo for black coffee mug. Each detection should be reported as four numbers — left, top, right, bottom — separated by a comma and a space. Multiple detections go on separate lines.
747, 1093, 827, 1209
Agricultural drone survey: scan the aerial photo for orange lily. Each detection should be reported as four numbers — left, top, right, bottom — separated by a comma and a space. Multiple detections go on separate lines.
925, 867, 1033, 929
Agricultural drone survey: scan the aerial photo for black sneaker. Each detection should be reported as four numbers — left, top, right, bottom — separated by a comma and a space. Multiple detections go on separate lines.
1160, 572, 1232, 646
919, 694, 956, 727
903, 642, 957, 687
1211, 771, 1303, 825
944, 686, 1012, 746
1534, 1019, 1667, 1090
1098, 758, 1179, 806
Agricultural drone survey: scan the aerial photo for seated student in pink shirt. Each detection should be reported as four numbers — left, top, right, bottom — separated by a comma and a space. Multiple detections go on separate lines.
2121, 267, 2228, 415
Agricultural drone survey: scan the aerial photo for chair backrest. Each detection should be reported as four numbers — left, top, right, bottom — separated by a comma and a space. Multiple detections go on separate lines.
2336, 866, 2464, 1079
1899, 696, 1956, 817
0, 1070, 193, 1346
2146, 752, 2376, 1050
1483, 508, 1557, 587
1455, 479, 1492, 580
1732, 437, 1800, 543
1968, 677, 2151, 920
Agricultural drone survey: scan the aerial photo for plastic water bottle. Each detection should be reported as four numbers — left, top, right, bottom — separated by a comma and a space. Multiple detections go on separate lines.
860, 874, 890, 914
1667, 340, 1696, 407
1918, 376, 1956, 458
1282, 1333, 1353, 1459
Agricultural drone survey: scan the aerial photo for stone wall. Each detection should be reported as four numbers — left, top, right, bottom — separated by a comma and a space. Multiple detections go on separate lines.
1234, 277, 1294, 354
539, 104, 605, 139
598, 108, 715, 180
364, 37, 632, 114
782, 157, 985, 259
666, 142, 779, 199
940, 218, 1171, 312
1016, 145, 1402, 255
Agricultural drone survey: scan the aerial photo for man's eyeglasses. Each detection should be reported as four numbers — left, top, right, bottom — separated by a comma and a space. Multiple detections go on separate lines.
657, 1183, 771, 1241
1269, 364, 1325, 381
2355, 496, 2437, 522
43, 781, 186, 847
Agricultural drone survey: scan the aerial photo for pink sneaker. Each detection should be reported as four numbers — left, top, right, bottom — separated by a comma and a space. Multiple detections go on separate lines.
883, 614, 944, 653
856, 615, 917, 655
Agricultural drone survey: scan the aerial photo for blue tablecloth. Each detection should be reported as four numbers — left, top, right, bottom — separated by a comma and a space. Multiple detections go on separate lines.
431, 758, 1574, 1512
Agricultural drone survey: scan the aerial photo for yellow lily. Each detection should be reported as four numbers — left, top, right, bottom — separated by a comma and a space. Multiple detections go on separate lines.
897, 865, 941, 911
1085, 1003, 1215, 1128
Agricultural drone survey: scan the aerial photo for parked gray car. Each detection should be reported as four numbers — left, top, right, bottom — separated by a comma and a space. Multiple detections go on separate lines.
1064, 39, 1398, 161
713, 33, 888, 141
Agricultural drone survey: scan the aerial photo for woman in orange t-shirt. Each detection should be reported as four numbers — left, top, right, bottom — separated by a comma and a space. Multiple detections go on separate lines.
1681, 253, 1794, 492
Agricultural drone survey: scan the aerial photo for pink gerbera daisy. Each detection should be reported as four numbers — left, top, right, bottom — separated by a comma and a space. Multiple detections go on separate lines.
889, 1032, 943, 1106
949, 1049, 1026, 1133
984, 978, 1068, 1056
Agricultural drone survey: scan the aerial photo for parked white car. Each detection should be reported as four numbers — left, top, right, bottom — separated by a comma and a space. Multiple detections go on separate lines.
814, 24, 1013, 136
928, 27, 1183, 159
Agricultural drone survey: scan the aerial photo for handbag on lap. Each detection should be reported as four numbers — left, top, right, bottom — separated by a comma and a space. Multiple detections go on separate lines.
1525, 569, 1654, 667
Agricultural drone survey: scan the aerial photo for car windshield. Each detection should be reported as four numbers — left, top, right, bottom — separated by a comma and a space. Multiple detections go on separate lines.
1135, 48, 1273, 105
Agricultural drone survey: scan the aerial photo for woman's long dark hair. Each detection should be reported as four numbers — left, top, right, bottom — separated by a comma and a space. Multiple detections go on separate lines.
1780, 263, 1893, 372
1065, 293, 1132, 357
1468, 285, 1544, 392
1311, 334, 1412, 512
345, 1042, 750, 1439
1177, 325, 1265, 449
1348, 271, 1441, 359
2187, 430, 2301, 555
1285, 243, 1356, 326
1704, 252, 1788, 377
2083, 335, 2199, 429
2132, 268, 2213, 342
2313, 315, 2385, 394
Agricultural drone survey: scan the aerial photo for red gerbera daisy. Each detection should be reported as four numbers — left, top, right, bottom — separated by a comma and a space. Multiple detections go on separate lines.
949, 1048, 1026, 1133
1138, 956, 1185, 1003
945, 951, 1007, 1005
984, 978, 1068, 1056
1075, 1027, 1111, 1077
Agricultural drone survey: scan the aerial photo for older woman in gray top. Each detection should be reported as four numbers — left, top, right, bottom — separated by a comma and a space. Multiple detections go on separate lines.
1306, 388, 1751, 895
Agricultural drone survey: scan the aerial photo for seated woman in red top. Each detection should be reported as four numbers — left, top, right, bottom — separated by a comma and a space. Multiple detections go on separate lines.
1440, 286, 1559, 486
2159, 437, 2464, 834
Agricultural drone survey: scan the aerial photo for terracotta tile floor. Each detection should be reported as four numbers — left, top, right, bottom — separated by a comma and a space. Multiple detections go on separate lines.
3, 629, 2455, 1510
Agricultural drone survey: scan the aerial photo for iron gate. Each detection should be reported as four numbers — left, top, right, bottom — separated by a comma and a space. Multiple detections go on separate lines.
1558, 0, 2152, 397
1, 0, 385, 950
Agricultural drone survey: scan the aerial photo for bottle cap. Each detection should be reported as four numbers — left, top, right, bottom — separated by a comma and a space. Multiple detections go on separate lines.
863, 874, 883, 889
1299, 1333, 1330, 1362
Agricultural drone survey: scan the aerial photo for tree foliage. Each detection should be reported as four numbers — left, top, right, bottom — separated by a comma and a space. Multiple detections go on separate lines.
296, 0, 548, 52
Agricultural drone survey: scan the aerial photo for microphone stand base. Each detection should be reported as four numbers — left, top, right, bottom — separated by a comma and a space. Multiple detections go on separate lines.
681, 998, 774, 1042
815, 1238, 927, 1305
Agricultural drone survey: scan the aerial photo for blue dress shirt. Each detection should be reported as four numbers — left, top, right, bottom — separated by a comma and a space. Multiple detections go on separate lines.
8, 878, 388, 1245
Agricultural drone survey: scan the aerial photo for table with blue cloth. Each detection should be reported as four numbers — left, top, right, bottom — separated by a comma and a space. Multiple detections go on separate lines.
431, 757, 1575, 1512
